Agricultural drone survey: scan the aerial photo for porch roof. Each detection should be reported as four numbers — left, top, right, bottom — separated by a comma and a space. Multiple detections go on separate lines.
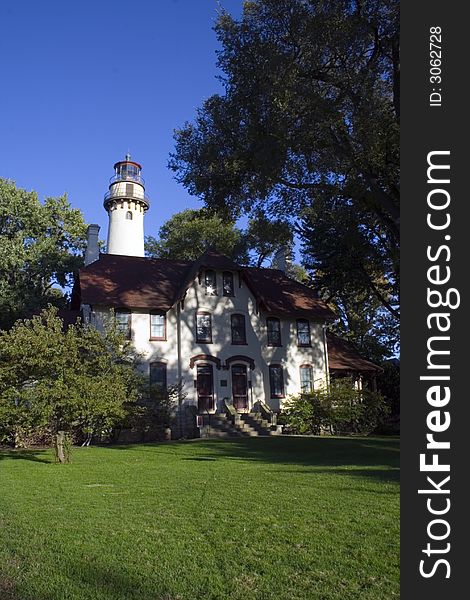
327, 333, 382, 372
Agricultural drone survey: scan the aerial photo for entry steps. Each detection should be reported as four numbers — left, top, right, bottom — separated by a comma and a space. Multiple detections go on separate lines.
199, 412, 280, 438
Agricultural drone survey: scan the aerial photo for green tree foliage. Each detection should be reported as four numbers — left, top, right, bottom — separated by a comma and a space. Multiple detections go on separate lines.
281, 378, 389, 436
145, 207, 300, 270
119, 383, 186, 442
376, 359, 399, 416
0, 307, 142, 460
145, 208, 248, 262
169, 0, 399, 356
244, 209, 292, 267
298, 191, 398, 358
0, 178, 88, 330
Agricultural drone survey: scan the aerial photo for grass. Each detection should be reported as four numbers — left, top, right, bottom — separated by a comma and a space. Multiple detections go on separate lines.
0, 437, 399, 600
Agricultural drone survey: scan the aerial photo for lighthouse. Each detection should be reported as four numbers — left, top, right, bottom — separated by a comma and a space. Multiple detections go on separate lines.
103, 154, 149, 256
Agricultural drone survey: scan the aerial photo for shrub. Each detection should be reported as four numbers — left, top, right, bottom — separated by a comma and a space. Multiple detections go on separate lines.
281, 378, 389, 436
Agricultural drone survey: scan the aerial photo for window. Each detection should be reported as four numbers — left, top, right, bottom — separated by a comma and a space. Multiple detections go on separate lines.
269, 365, 285, 398
150, 312, 166, 340
231, 314, 246, 344
204, 270, 217, 295
196, 312, 212, 343
150, 362, 167, 391
126, 211, 133, 220
266, 317, 281, 346
300, 365, 314, 393
115, 310, 131, 339
223, 271, 234, 296
296, 319, 311, 346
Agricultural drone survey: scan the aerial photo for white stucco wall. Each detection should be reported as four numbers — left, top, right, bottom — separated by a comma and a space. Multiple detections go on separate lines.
85, 269, 328, 413
106, 201, 146, 256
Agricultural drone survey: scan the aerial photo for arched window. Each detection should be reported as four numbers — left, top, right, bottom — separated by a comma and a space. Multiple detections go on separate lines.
204, 270, 217, 295
150, 362, 167, 391
296, 319, 311, 346
223, 271, 234, 296
231, 314, 246, 344
126, 211, 133, 220
196, 312, 212, 343
266, 317, 281, 347
300, 364, 314, 394
269, 364, 285, 399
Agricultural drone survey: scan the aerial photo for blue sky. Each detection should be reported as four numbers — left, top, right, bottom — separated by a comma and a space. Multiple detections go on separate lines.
0, 0, 243, 240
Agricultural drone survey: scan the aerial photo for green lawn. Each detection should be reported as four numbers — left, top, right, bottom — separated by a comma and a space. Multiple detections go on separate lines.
0, 437, 399, 600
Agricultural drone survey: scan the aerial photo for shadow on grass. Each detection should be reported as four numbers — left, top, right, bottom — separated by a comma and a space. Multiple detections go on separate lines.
105, 436, 399, 483
198, 437, 400, 484
191, 435, 398, 463
0, 449, 52, 464
267, 466, 400, 485
12, 557, 186, 600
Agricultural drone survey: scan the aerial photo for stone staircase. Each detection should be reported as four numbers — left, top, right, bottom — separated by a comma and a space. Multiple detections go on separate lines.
199, 412, 280, 438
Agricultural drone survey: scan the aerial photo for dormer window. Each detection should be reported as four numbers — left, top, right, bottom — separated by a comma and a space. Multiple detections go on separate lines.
223, 271, 234, 296
204, 270, 217, 295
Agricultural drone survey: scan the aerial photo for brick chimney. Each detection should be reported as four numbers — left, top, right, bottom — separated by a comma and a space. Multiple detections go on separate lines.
84, 224, 100, 266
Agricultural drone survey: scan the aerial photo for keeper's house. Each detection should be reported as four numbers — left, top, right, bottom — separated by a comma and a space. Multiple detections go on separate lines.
71, 156, 380, 433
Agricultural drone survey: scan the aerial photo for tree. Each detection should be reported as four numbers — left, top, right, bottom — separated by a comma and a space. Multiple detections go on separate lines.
169, 0, 399, 355
0, 178, 88, 330
145, 208, 248, 262
146, 207, 305, 273
298, 197, 399, 358
244, 209, 292, 267
0, 307, 142, 461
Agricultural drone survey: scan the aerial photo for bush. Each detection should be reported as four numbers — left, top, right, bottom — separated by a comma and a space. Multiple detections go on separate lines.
281, 378, 389, 436
114, 383, 183, 441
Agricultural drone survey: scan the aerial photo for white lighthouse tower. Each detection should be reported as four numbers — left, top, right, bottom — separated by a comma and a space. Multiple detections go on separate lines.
104, 154, 149, 256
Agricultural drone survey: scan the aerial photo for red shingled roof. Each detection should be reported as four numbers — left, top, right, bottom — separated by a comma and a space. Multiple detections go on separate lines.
75, 254, 191, 311
73, 251, 336, 321
327, 332, 382, 372
244, 267, 336, 321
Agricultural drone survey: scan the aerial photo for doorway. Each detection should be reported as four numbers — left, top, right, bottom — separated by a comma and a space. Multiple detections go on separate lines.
231, 364, 248, 411
197, 364, 214, 412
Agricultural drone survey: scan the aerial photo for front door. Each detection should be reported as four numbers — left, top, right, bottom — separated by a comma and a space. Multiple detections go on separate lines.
197, 364, 214, 412
232, 364, 248, 411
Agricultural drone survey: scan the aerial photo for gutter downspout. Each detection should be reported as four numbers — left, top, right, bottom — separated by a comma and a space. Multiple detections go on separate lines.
322, 324, 330, 391
177, 302, 183, 438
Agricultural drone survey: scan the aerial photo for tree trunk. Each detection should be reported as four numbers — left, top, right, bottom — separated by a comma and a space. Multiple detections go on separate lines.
55, 431, 70, 464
